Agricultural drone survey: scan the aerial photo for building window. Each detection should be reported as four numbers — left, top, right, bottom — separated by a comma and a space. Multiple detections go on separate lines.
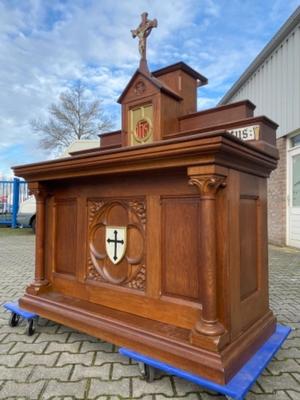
291, 134, 300, 148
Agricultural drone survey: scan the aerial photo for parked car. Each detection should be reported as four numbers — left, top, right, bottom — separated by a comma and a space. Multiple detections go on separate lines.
17, 196, 36, 233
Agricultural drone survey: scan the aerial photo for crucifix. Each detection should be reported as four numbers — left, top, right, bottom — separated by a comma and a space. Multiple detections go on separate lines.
107, 230, 124, 261
131, 12, 158, 74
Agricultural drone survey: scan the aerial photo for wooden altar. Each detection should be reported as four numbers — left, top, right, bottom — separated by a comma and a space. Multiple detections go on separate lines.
13, 13, 279, 384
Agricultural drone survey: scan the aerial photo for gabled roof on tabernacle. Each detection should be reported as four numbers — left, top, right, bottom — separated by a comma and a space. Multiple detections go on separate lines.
117, 68, 183, 104
152, 62, 208, 86
220, 6, 300, 104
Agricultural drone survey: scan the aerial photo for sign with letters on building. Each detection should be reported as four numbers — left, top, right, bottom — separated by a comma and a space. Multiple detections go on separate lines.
228, 125, 260, 141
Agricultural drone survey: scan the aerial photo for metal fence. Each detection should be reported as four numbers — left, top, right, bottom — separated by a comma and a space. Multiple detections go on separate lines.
0, 178, 29, 227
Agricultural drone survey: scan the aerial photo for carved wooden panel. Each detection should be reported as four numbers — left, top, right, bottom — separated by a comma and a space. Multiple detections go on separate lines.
87, 198, 146, 290
54, 198, 77, 275
161, 196, 200, 301
240, 195, 259, 300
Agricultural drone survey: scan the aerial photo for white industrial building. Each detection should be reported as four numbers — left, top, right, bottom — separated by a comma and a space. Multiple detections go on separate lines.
220, 6, 300, 248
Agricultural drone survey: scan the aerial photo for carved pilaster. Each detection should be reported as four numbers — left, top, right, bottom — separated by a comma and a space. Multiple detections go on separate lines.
189, 174, 226, 339
26, 182, 49, 295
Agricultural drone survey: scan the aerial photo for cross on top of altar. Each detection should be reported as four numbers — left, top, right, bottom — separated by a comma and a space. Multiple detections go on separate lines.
131, 12, 158, 74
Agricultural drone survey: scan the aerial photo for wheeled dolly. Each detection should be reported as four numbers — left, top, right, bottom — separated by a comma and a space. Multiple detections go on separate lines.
3, 302, 39, 336
138, 362, 156, 382
120, 324, 291, 400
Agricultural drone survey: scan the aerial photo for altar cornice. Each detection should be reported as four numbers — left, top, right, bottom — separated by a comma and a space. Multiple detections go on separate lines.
13, 130, 278, 182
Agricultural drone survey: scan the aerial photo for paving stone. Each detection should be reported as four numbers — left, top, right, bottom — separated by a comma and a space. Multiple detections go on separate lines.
267, 359, 300, 375
282, 337, 300, 348
292, 373, 300, 383
0, 333, 8, 342
36, 324, 60, 334
289, 330, 300, 339
45, 341, 81, 354
275, 348, 300, 360
0, 342, 15, 354
95, 351, 130, 365
57, 325, 77, 334
287, 323, 300, 330
56, 351, 94, 366
9, 341, 47, 354
193, 394, 224, 400
258, 373, 300, 393
249, 382, 264, 394
35, 332, 69, 343
0, 365, 32, 381
0, 380, 45, 399
88, 377, 130, 398
51, 397, 77, 400
80, 340, 114, 353
36, 318, 50, 327
90, 397, 109, 400
71, 364, 110, 380
246, 391, 292, 399
112, 363, 140, 379
287, 391, 300, 400
42, 379, 88, 399
155, 395, 199, 400
132, 376, 174, 397
2, 332, 37, 343
19, 352, 59, 367
0, 352, 23, 367
68, 332, 99, 343
30, 365, 73, 382
173, 376, 203, 396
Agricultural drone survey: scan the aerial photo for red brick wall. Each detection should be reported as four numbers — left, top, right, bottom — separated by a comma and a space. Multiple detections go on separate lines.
267, 137, 287, 245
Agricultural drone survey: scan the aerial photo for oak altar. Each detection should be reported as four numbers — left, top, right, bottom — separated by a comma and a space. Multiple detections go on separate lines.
13, 13, 279, 384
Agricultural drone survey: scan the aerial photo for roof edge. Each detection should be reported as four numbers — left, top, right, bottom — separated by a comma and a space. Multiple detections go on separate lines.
117, 69, 182, 103
152, 61, 208, 86
220, 5, 300, 104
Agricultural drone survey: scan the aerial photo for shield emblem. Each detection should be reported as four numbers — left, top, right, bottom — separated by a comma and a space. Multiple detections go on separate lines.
105, 226, 127, 264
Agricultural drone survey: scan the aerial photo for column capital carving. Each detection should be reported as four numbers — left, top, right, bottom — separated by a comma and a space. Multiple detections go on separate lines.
28, 182, 48, 201
189, 175, 226, 199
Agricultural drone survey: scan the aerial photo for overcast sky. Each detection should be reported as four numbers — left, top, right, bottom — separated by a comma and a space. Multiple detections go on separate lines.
0, 0, 299, 177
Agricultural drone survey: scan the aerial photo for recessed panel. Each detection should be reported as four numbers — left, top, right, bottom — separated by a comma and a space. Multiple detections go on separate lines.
55, 198, 77, 275
162, 197, 200, 301
240, 196, 258, 300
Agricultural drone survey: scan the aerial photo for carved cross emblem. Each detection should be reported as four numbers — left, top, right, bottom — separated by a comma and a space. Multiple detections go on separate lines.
131, 12, 157, 72
105, 226, 127, 264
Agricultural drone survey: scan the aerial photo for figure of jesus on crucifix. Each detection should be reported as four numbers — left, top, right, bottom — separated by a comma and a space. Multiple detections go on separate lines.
131, 12, 158, 73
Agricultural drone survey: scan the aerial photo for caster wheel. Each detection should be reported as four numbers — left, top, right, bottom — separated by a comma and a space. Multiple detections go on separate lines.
138, 362, 155, 383
9, 313, 20, 327
26, 319, 36, 336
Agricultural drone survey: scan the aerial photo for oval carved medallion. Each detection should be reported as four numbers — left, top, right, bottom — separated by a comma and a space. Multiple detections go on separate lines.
134, 80, 146, 95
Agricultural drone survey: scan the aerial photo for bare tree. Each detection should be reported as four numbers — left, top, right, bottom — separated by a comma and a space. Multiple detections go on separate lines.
31, 81, 113, 153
